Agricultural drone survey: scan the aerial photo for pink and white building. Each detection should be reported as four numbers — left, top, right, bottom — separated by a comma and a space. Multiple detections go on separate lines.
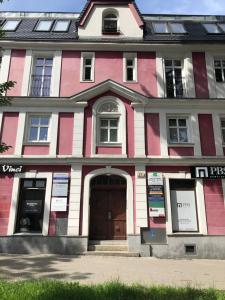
0, 0, 225, 257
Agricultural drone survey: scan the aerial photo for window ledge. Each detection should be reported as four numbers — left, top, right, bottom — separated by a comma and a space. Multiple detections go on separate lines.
80, 80, 94, 83
123, 80, 138, 84
24, 142, 50, 146
168, 143, 194, 147
97, 143, 122, 148
102, 31, 121, 35
168, 232, 203, 236
91, 154, 127, 158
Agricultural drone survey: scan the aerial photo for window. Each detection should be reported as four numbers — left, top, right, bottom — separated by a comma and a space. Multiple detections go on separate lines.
214, 59, 225, 82
81, 52, 95, 82
27, 115, 50, 143
221, 118, 225, 144
35, 20, 53, 31
153, 22, 168, 33
53, 20, 70, 32
165, 59, 184, 98
168, 117, 189, 144
102, 11, 118, 33
30, 57, 53, 97
97, 101, 120, 144
124, 53, 137, 82
1, 20, 20, 31
170, 23, 186, 34
153, 22, 186, 34
218, 23, 225, 32
203, 23, 221, 34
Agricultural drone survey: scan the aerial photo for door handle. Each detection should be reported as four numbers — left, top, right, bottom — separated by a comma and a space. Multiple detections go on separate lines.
108, 211, 112, 220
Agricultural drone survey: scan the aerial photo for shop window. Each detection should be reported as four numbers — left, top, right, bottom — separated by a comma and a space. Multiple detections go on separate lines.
167, 116, 190, 144
124, 53, 137, 82
102, 10, 119, 33
81, 52, 95, 82
27, 115, 50, 143
165, 59, 185, 98
214, 59, 225, 82
170, 179, 198, 233
30, 57, 53, 97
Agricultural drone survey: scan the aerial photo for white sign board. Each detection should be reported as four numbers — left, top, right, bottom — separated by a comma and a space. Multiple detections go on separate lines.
51, 197, 67, 212
148, 172, 163, 186
53, 173, 69, 183
171, 190, 198, 232
52, 183, 69, 197
149, 208, 165, 217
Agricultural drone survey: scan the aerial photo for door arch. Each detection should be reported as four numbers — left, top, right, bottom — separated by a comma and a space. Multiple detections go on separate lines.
82, 167, 134, 237
89, 175, 126, 240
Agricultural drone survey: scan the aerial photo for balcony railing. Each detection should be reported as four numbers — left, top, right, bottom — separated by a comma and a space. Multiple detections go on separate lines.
30, 75, 51, 97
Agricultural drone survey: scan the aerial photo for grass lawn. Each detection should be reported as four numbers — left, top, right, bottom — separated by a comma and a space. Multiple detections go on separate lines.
0, 281, 224, 300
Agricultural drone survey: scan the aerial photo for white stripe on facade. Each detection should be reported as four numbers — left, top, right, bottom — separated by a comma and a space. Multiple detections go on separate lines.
222, 180, 225, 208
205, 51, 217, 99
49, 112, 59, 156
67, 164, 82, 236
14, 112, 26, 156
156, 53, 165, 98
0, 50, 11, 84
196, 179, 208, 235
51, 50, 62, 97
191, 113, 202, 156
0, 112, 3, 136
159, 112, 168, 157
21, 50, 32, 96
184, 53, 196, 98
212, 113, 223, 156
134, 107, 146, 157
73, 108, 85, 157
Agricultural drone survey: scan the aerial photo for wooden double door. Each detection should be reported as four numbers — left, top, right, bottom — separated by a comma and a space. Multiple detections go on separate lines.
89, 187, 127, 240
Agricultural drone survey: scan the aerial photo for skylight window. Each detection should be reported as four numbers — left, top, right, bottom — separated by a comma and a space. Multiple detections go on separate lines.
53, 20, 70, 32
203, 23, 221, 34
218, 23, 225, 33
170, 23, 186, 34
35, 20, 53, 31
153, 22, 168, 33
1, 20, 20, 31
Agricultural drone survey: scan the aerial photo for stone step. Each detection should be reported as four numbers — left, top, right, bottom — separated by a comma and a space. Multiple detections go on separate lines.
89, 240, 127, 246
85, 251, 140, 257
88, 244, 128, 252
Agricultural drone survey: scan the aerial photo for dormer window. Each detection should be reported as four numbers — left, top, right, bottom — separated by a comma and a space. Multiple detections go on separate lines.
102, 10, 119, 34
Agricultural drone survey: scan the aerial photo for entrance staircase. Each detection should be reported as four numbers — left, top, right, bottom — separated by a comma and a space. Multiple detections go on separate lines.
87, 240, 140, 257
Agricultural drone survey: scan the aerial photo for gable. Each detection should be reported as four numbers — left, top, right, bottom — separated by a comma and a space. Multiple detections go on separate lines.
78, 2, 143, 39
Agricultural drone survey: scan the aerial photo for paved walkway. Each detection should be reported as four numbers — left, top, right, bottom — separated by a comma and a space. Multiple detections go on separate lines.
0, 255, 224, 289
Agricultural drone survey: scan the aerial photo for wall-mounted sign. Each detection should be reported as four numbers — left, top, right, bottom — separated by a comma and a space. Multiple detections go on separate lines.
171, 190, 198, 232
191, 166, 225, 179
147, 172, 166, 218
53, 173, 70, 183
137, 172, 146, 179
23, 199, 42, 214
0, 165, 25, 174
51, 197, 67, 212
52, 183, 69, 197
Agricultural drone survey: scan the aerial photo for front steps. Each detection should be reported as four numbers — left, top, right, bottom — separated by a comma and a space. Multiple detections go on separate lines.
87, 240, 140, 257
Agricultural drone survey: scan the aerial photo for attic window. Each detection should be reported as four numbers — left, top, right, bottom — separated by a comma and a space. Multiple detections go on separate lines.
35, 20, 53, 31
203, 23, 221, 34
170, 23, 186, 34
153, 22, 186, 34
1, 20, 20, 31
153, 22, 168, 33
103, 12, 119, 33
53, 20, 70, 32
218, 23, 225, 33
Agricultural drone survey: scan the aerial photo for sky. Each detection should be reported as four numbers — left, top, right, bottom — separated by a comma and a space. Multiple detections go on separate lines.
0, 0, 225, 15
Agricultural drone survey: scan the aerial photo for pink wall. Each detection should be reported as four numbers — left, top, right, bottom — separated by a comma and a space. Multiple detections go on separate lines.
192, 52, 209, 99
145, 113, 160, 156
60, 51, 157, 97
198, 114, 216, 156
22, 145, 49, 155
7, 50, 26, 96
168, 147, 194, 156
57, 113, 74, 155
83, 92, 134, 157
204, 179, 225, 235
96, 147, 122, 155
0, 112, 19, 155
0, 175, 14, 235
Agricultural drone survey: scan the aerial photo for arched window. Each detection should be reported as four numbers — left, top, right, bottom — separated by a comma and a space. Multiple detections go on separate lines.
102, 10, 119, 33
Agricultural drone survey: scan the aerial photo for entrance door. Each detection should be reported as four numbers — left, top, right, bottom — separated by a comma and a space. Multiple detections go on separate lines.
89, 175, 127, 240
15, 179, 46, 233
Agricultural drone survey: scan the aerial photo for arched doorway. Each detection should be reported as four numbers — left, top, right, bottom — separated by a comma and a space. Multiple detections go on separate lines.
89, 175, 127, 240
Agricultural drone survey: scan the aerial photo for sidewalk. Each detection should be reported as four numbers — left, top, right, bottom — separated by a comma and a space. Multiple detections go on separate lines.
0, 255, 224, 289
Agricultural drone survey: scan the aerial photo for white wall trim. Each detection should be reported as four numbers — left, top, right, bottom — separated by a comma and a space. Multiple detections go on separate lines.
134, 107, 146, 157
0, 49, 11, 84
196, 179, 208, 235
51, 50, 62, 97
82, 167, 134, 237
14, 112, 26, 155
191, 113, 202, 156
123, 52, 138, 82
73, 108, 85, 157
7, 172, 52, 236
49, 112, 59, 156
21, 50, 33, 96
80, 52, 95, 82
156, 52, 165, 98
159, 112, 168, 157
212, 113, 223, 156
67, 164, 82, 236
222, 179, 225, 208
184, 52, 196, 98
205, 51, 217, 99
0, 112, 3, 136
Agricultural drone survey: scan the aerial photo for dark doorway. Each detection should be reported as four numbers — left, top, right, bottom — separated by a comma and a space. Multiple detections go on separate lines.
15, 179, 46, 233
89, 175, 127, 240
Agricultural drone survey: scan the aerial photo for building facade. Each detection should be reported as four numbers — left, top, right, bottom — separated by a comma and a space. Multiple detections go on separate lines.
0, 0, 225, 258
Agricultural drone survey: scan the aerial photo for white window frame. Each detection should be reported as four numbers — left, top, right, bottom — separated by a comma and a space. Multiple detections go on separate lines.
1, 20, 20, 31
52, 20, 70, 32
123, 53, 137, 82
98, 117, 120, 145
25, 114, 51, 144
220, 117, 225, 145
35, 20, 54, 32
80, 52, 95, 82
102, 9, 119, 33
167, 116, 191, 144
214, 58, 225, 83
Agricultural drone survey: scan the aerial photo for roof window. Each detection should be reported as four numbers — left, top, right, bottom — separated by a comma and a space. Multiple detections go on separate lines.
218, 23, 225, 33
53, 20, 70, 32
153, 22, 168, 33
170, 23, 186, 34
203, 23, 221, 34
1, 20, 20, 31
153, 22, 186, 34
35, 20, 53, 32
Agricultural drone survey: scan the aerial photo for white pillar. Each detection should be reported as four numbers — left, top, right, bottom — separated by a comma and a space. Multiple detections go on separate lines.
49, 112, 59, 156
0, 112, 3, 135
134, 106, 146, 157
212, 113, 223, 156
192, 113, 202, 156
67, 164, 82, 236
0, 49, 11, 84
14, 112, 26, 156
73, 108, 85, 157
21, 50, 32, 96
51, 50, 62, 97
160, 112, 168, 157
